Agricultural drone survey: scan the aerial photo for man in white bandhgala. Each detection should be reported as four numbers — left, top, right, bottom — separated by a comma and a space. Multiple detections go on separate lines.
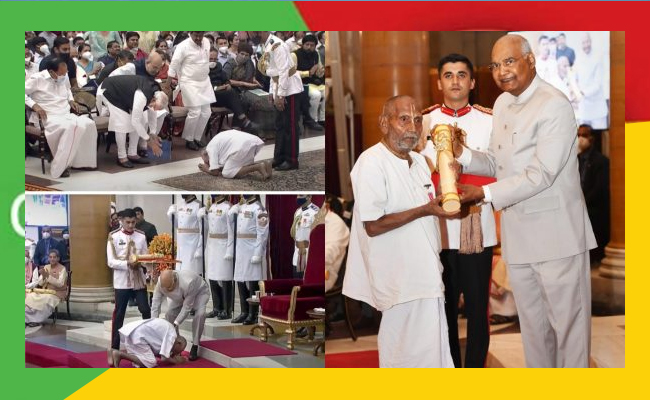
108, 318, 187, 368
343, 95, 458, 368
167, 194, 203, 275
198, 129, 271, 180
169, 31, 216, 151
25, 57, 97, 178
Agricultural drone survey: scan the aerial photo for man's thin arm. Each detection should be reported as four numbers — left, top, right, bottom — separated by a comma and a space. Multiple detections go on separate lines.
364, 205, 427, 237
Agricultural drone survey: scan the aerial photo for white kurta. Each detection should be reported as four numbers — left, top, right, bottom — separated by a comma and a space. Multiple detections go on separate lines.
119, 318, 177, 368
168, 37, 216, 107
200, 201, 234, 281
292, 202, 320, 267
263, 34, 303, 98
325, 210, 350, 292
102, 90, 159, 140
232, 201, 269, 282
25, 265, 67, 323
574, 50, 608, 125
205, 130, 265, 178
25, 70, 98, 178
168, 200, 203, 275
422, 106, 497, 249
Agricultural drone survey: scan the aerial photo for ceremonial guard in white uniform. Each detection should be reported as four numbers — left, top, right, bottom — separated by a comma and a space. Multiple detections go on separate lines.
198, 195, 235, 320
167, 195, 203, 275
291, 195, 320, 277
106, 209, 151, 351
169, 32, 216, 150
230, 195, 269, 325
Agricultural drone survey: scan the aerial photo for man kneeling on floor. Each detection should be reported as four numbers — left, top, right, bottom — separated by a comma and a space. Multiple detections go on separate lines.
198, 129, 272, 180
108, 318, 187, 368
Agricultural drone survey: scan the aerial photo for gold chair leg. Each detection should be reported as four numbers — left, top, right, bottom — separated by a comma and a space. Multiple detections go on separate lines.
286, 328, 295, 350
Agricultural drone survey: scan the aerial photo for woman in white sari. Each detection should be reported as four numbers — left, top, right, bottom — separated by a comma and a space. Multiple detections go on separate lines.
25, 249, 68, 326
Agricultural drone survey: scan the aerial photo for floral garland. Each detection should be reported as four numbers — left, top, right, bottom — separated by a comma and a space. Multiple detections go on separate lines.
147, 233, 176, 283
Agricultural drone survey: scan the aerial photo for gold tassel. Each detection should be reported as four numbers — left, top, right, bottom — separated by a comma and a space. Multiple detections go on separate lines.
459, 204, 484, 254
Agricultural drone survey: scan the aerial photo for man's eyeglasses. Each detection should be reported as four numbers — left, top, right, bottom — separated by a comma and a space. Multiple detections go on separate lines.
487, 54, 528, 72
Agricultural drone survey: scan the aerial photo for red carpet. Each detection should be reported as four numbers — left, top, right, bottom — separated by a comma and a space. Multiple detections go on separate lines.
25, 341, 75, 368
325, 350, 379, 368
68, 350, 224, 368
200, 339, 296, 358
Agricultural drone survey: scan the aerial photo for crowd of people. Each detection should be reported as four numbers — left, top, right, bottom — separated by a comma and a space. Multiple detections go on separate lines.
25, 31, 326, 179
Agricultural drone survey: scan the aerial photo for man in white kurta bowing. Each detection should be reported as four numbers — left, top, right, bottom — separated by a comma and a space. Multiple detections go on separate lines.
198, 129, 271, 180
25, 57, 97, 178
455, 34, 596, 368
343, 95, 458, 368
169, 31, 216, 151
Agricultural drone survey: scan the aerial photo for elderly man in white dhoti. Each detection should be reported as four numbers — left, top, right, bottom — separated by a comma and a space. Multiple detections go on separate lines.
108, 318, 187, 368
343, 95, 458, 368
169, 31, 216, 151
198, 129, 272, 180
25, 57, 98, 178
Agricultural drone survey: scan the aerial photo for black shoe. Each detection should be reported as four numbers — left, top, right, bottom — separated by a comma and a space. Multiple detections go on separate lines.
296, 327, 309, 338
274, 161, 298, 171
189, 345, 199, 361
305, 120, 324, 131
137, 149, 149, 158
231, 313, 248, 323
60, 169, 70, 177
272, 160, 282, 168
185, 141, 200, 151
217, 311, 232, 320
242, 314, 258, 325
128, 156, 150, 165
117, 159, 134, 168
194, 140, 205, 148
206, 310, 220, 318
189, 310, 195, 316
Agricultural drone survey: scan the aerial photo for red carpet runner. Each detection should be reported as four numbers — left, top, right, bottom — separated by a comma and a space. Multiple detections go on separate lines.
325, 350, 379, 368
200, 338, 296, 358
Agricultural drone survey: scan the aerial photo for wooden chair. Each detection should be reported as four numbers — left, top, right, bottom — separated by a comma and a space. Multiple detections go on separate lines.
51, 271, 72, 326
25, 107, 48, 174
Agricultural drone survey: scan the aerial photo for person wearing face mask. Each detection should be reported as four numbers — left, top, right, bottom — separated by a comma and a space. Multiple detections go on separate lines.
38, 31, 58, 48
77, 44, 102, 75
167, 195, 204, 276
215, 36, 233, 67
26, 57, 98, 178
124, 31, 148, 61
291, 195, 320, 278
39, 36, 79, 91
25, 45, 39, 80
296, 34, 325, 131
33, 226, 68, 270
230, 195, 269, 325
100, 74, 167, 168
208, 48, 258, 133
577, 124, 610, 263
61, 229, 71, 271
169, 32, 216, 151
30, 37, 50, 68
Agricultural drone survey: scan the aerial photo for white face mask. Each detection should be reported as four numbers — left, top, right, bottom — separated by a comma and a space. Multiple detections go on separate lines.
42, 232, 51, 239
208, 61, 217, 69
81, 51, 93, 62
25, 57, 31, 65
63, 234, 70, 240
26, 257, 30, 264
218, 46, 228, 55
166, 40, 173, 49
131, 47, 139, 54
578, 137, 590, 154
40, 44, 50, 55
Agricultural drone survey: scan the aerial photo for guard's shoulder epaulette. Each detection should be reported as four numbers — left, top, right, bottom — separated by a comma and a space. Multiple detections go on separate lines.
108, 228, 120, 240
421, 104, 441, 115
472, 104, 493, 115
134, 228, 145, 235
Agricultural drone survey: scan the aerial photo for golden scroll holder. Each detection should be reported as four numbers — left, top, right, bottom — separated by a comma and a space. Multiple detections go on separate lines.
432, 124, 462, 213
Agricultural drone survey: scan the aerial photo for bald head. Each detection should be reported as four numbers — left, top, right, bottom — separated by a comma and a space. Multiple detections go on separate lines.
146, 51, 163, 76
382, 95, 418, 118
379, 95, 422, 154
160, 270, 177, 291
172, 335, 187, 356
490, 34, 536, 97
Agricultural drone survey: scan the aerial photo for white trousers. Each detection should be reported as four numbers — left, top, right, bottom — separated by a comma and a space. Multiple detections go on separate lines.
508, 251, 591, 368
308, 84, 325, 122
183, 104, 211, 142
43, 114, 98, 178
378, 298, 454, 368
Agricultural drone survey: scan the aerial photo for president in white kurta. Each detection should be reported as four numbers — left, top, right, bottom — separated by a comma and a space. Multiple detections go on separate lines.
25, 66, 97, 178
167, 195, 203, 275
168, 32, 216, 148
343, 95, 457, 368
456, 35, 596, 368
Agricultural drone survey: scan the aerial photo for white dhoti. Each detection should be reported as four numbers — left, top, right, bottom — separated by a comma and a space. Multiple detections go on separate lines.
206, 237, 233, 281
507, 251, 591, 368
25, 293, 60, 323
41, 114, 97, 178
177, 232, 203, 275
378, 298, 454, 368
205, 129, 264, 178
165, 285, 210, 345
119, 318, 177, 368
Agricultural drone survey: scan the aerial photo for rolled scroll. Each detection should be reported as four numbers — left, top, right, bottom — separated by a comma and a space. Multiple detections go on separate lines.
432, 124, 461, 213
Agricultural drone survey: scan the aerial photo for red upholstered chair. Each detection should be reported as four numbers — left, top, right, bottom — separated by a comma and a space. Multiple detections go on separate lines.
259, 222, 325, 349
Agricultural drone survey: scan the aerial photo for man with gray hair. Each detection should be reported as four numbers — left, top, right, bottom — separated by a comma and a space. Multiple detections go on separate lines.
100, 74, 167, 168
454, 34, 596, 368
343, 95, 458, 368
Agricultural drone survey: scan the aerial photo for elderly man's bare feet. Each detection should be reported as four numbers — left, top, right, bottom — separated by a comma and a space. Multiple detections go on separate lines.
107, 348, 114, 367
264, 161, 273, 180
198, 163, 210, 173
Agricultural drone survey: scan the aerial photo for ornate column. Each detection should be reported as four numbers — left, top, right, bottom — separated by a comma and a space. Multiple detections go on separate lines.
599, 31, 625, 279
69, 195, 114, 303
361, 31, 430, 150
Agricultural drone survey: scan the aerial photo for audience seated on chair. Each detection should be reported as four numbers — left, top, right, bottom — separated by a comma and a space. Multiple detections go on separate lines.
25, 249, 68, 326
